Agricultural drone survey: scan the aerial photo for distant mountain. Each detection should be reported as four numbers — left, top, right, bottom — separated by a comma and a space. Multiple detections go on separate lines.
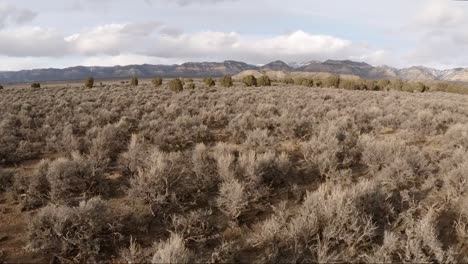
260, 60, 292, 71
0, 61, 257, 84
2, 59, 468, 83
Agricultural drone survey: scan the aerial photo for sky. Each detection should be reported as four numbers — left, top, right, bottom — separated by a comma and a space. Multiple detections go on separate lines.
0, 0, 468, 70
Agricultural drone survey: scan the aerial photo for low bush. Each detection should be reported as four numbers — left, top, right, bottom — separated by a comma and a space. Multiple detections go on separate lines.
152, 233, 192, 263
168, 79, 184, 92
47, 153, 107, 204
0, 169, 13, 192
217, 179, 248, 220
152, 78, 163, 87
131, 77, 139, 86
220, 76, 233, 87
31, 83, 41, 88
243, 75, 257, 87
257, 75, 272, 86
301, 78, 314, 87
127, 149, 194, 215
27, 197, 117, 262
324, 74, 340, 88
282, 78, 294, 84
184, 82, 196, 90
204, 77, 216, 87
85, 77, 94, 88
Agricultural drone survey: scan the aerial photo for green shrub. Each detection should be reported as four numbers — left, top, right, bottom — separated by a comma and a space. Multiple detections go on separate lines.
84, 77, 94, 88
31, 83, 41, 88
294, 78, 305, 85
243, 75, 257, 87
324, 74, 340, 88
0, 85, 3, 90
403, 82, 427, 93
220, 76, 233, 87
282, 78, 294, 84
391, 79, 404, 91
257, 75, 272, 86
185, 82, 196, 89
315, 79, 323, 87
152, 78, 163, 87
169, 79, 184, 92
301, 78, 314, 87
131, 77, 138, 86
203, 77, 216, 87
377, 79, 391, 91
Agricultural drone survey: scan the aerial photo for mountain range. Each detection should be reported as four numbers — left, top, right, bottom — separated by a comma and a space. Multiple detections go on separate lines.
1, 59, 468, 84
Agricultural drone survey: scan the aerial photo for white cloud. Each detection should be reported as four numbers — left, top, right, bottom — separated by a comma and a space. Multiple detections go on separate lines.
0, 22, 390, 67
415, 0, 464, 28
404, 0, 468, 67
146, 0, 237, 6
147, 30, 389, 65
0, 2, 36, 28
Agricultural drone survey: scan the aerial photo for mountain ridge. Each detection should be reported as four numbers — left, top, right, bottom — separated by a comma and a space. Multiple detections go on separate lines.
2, 60, 468, 83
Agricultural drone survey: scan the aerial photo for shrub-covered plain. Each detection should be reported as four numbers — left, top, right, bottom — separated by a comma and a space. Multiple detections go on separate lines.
1, 78, 468, 262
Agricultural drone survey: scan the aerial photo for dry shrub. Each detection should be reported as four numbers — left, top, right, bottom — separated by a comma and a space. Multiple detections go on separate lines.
244, 128, 274, 152
119, 237, 146, 264
0, 168, 13, 192
238, 150, 290, 187
18, 160, 51, 210
216, 152, 236, 182
367, 209, 456, 263
192, 143, 217, 191
376, 146, 432, 190
285, 181, 378, 262
89, 120, 131, 170
172, 209, 214, 241
217, 179, 248, 220
127, 149, 193, 215
47, 153, 107, 204
27, 197, 117, 262
152, 233, 192, 264
302, 117, 361, 178
119, 134, 146, 177
444, 123, 468, 148
359, 135, 404, 174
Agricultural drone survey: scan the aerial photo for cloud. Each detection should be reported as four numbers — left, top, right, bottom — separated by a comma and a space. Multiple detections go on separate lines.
145, 0, 237, 6
0, 2, 37, 28
415, 0, 464, 28
0, 21, 389, 67
0, 27, 69, 57
146, 30, 389, 65
65, 22, 162, 55
404, 0, 468, 67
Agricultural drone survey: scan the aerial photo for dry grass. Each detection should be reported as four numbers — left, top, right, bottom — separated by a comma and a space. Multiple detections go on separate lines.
1, 79, 468, 262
